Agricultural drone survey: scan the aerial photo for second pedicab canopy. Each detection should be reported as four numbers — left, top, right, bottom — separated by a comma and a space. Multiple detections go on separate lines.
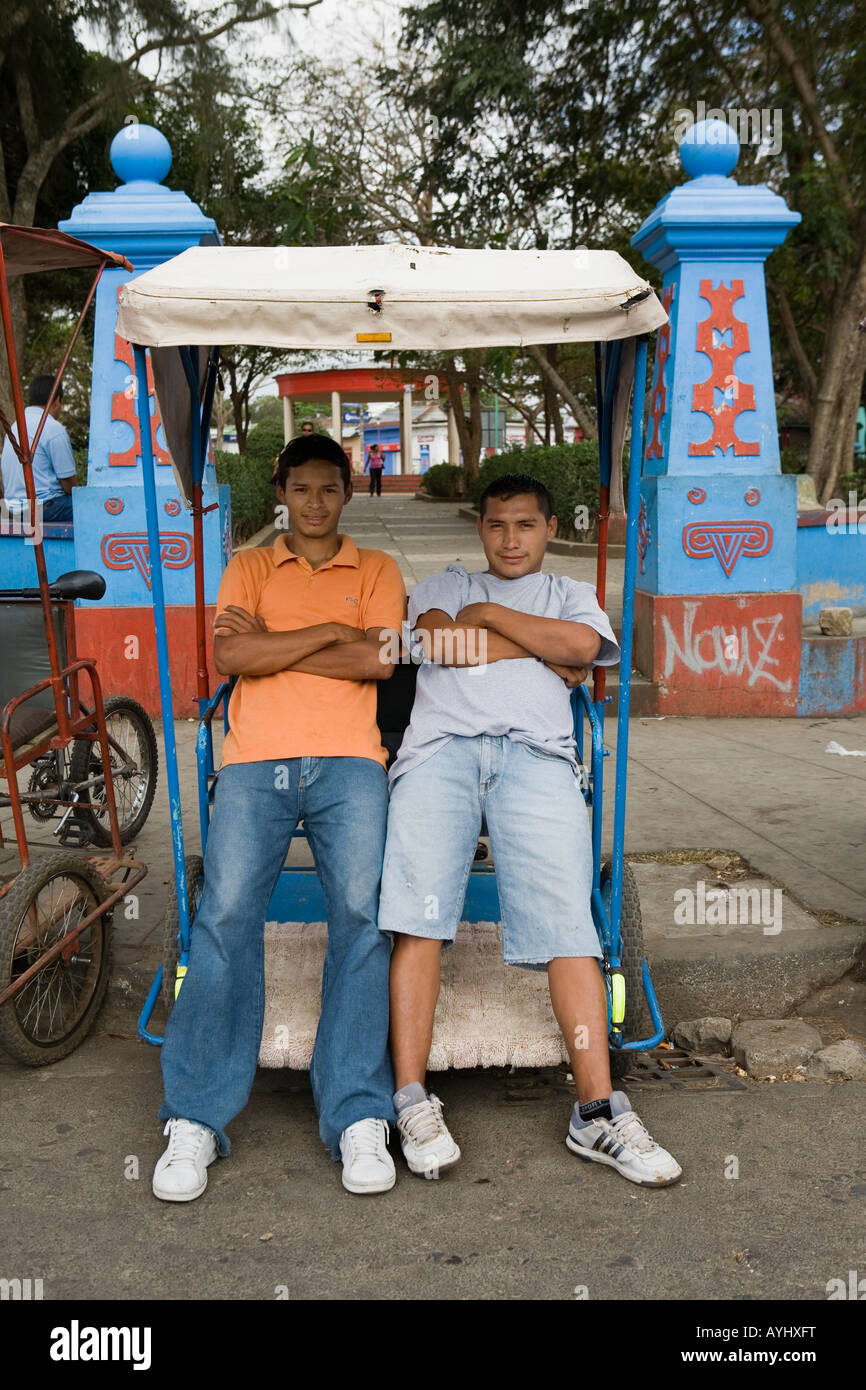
114, 243, 667, 351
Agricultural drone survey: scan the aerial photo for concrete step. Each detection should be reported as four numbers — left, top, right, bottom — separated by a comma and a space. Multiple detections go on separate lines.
587, 665, 659, 718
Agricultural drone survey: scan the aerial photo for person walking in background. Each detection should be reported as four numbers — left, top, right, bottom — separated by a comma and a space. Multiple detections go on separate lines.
1, 375, 79, 525
365, 443, 385, 496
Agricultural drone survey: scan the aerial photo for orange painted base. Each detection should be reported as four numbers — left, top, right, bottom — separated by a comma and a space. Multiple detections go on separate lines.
75, 605, 218, 717
633, 589, 802, 716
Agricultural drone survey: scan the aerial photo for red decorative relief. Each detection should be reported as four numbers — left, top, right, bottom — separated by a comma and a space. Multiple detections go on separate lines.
101, 531, 193, 589
687, 487, 706, 505
682, 520, 772, 577
109, 287, 171, 468
646, 283, 675, 460
104, 497, 124, 514
637, 496, 650, 575
744, 487, 761, 506
689, 280, 759, 457
164, 498, 181, 516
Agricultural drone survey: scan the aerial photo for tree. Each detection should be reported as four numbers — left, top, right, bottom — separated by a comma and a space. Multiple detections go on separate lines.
0, 0, 321, 415
400, 0, 866, 502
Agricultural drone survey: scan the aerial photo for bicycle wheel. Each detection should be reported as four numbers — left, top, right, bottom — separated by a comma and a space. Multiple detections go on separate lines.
69, 695, 158, 846
0, 852, 112, 1065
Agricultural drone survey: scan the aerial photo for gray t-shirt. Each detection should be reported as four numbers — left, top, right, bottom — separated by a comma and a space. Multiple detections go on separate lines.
390, 564, 621, 783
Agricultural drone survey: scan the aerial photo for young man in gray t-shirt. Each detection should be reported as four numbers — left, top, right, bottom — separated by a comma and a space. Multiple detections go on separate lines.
378, 473, 681, 1188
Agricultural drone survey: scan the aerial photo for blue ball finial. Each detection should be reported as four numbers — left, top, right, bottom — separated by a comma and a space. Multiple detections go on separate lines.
680, 118, 739, 178
110, 123, 172, 184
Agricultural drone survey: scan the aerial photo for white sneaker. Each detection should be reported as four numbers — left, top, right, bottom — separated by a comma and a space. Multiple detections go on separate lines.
565, 1091, 682, 1187
396, 1092, 461, 1178
152, 1118, 218, 1202
339, 1118, 396, 1194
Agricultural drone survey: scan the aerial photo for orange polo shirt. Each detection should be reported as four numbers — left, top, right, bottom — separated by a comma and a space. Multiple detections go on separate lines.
216, 534, 405, 769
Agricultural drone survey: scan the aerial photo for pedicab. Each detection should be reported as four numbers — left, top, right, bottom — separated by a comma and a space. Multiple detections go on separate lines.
0, 225, 154, 1065
118, 245, 668, 1072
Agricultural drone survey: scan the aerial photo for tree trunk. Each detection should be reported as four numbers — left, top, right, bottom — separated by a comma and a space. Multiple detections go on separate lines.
807, 245, 866, 501
443, 353, 483, 477
0, 279, 30, 434
546, 346, 564, 442
523, 342, 598, 439
235, 394, 250, 455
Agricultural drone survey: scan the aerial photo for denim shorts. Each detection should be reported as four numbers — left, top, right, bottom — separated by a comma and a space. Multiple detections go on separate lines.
378, 734, 601, 969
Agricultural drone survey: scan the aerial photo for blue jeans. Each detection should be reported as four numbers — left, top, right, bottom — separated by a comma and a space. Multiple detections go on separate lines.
159, 757, 395, 1157
379, 736, 600, 968
41, 493, 73, 524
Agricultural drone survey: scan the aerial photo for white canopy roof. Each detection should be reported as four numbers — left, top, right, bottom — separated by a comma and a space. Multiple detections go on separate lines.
116, 243, 666, 349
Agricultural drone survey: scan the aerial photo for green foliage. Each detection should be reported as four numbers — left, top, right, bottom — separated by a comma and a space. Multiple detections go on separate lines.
421, 463, 464, 498
214, 449, 275, 545
780, 446, 807, 475
839, 462, 866, 497
249, 396, 283, 428
465, 442, 600, 540
246, 417, 285, 464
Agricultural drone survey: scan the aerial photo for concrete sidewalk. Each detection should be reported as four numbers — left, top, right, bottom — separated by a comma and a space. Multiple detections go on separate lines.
2, 1033, 863, 1302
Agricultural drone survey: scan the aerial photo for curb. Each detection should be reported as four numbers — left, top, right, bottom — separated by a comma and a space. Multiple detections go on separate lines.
98, 924, 865, 1045
413, 492, 466, 503
647, 924, 864, 1024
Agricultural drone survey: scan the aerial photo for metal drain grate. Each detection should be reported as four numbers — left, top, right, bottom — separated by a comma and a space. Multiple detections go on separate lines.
619, 1046, 747, 1091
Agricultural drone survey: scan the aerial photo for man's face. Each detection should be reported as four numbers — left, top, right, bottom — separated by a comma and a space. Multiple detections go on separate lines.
276, 459, 350, 537
300, 421, 314, 436
49, 397, 62, 418
478, 493, 556, 579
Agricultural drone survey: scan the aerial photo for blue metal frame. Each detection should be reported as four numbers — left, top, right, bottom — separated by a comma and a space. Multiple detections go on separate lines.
135, 343, 213, 1044
136, 330, 665, 1056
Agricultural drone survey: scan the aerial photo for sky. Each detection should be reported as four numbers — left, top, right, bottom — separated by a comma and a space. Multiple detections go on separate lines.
284, 0, 406, 63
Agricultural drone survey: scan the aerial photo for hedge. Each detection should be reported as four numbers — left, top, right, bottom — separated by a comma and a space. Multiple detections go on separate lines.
420, 463, 465, 498
214, 449, 276, 544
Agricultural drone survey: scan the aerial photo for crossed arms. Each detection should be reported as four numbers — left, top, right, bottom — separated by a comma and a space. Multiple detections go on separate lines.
414, 602, 603, 687
214, 599, 603, 688
213, 609, 396, 681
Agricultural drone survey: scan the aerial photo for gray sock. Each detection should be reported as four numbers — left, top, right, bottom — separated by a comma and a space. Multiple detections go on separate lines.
394, 1082, 427, 1114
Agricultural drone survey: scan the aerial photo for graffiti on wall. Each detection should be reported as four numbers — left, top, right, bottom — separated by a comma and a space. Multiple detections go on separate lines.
661, 600, 793, 691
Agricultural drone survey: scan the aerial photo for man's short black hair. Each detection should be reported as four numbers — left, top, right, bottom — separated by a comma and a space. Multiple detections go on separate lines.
28, 375, 61, 407
478, 472, 553, 521
274, 434, 351, 490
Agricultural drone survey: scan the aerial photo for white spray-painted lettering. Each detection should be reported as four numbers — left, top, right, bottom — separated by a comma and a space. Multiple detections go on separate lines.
662, 603, 790, 690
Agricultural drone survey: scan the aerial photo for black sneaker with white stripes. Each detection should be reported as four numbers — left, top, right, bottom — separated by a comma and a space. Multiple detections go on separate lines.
566, 1090, 682, 1187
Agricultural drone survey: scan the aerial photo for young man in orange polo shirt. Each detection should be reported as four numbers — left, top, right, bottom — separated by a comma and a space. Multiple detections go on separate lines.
153, 434, 405, 1200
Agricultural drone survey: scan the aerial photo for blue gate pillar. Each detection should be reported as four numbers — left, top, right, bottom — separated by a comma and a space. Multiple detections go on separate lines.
58, 123, 231, 714
630, 119, 803, 713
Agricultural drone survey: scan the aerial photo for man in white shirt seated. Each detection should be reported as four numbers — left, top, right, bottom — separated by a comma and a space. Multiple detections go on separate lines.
1, 375, 78, 526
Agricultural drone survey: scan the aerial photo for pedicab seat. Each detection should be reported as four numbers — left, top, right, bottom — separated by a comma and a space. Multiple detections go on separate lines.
0, 572, 105, 756
375, 657, 417, 769
0, 600, 69, 752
